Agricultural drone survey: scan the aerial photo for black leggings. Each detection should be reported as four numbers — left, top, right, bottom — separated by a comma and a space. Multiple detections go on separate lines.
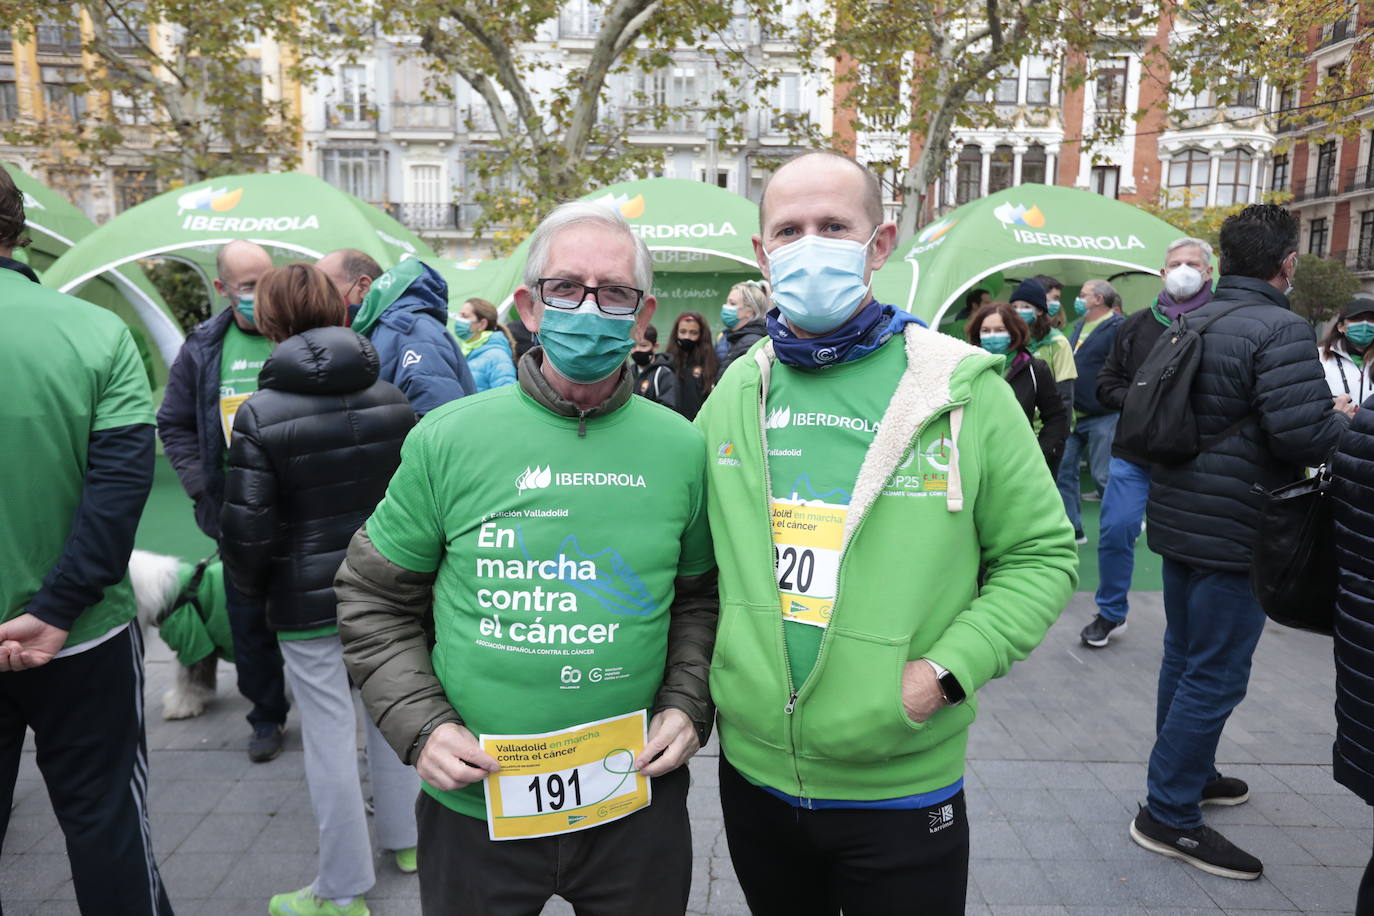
720, 757, 969, 916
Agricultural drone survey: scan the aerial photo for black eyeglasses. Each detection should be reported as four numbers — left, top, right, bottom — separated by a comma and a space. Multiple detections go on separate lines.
537, 278, 644, 316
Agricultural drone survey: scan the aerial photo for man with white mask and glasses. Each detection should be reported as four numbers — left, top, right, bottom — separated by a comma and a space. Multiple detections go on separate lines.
335, 200, 718, 915
695, 150, 1077, 916
1089, 237, 1214, 649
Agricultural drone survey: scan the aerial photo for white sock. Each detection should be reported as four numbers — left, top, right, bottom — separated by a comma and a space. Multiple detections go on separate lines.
330, 897, 354, 907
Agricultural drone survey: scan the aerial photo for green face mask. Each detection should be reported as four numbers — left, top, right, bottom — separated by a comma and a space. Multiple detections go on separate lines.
980, 332, 1012, 354
234, 294, 254, 325
451, 317, 472, 339
1014, 306, 1036, 325
1346, 321, 1374, 348
539, 307, 637, 383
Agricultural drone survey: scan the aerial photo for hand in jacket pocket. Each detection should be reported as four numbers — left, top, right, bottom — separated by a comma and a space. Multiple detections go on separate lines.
900, 659, 946, 724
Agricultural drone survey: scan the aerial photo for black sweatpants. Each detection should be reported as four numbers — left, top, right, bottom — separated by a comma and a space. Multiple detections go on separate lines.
222, 571, 288, 730
416, 762, 691, 916
0, 624, 173, 915
720, 757, 969, 916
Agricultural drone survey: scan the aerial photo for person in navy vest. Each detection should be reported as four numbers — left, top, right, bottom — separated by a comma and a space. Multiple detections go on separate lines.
1056, 279, 1124, 545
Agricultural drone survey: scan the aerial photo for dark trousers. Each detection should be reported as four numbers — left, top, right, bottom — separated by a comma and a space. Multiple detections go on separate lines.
416, 763, 691, 916
222, 571, 288, 729
1147, 558, 1267, 829
719, 757, 969, 916
1359, 810, 1374, 915
0, 624, 174, 915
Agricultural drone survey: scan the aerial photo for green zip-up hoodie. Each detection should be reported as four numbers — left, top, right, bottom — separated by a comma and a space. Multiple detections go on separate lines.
695, 324, 1077, 801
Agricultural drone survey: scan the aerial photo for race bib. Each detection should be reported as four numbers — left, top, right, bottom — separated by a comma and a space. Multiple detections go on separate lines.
219, 393, 252, 445
481, 710, 651, 841
771, 498, 845, 629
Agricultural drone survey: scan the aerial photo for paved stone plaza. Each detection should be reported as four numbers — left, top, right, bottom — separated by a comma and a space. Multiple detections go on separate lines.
2, 590, 1367, 914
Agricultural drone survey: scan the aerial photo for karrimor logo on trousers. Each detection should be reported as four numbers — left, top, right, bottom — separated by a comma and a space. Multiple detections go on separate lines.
928, 803, 956, 834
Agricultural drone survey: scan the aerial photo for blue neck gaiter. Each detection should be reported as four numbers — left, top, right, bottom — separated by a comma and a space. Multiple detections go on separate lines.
768, 301, 924, 369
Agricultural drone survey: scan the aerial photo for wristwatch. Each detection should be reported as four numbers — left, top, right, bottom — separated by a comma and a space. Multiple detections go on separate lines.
923, 659, 966, 707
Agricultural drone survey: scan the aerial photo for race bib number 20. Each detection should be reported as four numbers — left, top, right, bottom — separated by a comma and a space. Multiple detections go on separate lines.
481, 710, 651, 841
771, 498, 845, 629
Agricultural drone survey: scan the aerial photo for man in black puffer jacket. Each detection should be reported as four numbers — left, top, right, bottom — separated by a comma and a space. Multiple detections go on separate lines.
220, 264, 419, 913
1331, 393, 1374, 913
1128, 205, 1350, 882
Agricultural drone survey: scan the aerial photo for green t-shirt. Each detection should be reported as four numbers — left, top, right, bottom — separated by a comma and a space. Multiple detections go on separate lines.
218, 322, 274, 447
1073, 315, 1111, 352
765, 337, 910, 687
365, 384, 715, 818
0, 269, 154, 646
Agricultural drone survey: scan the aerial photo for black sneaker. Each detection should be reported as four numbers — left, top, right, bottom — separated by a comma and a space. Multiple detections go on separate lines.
1129, 806, 1262, 880
1074, 528, 1088, 545
248, 723, 284, 763
1201, 774, 1250, 806
1080, 614, 1126, 648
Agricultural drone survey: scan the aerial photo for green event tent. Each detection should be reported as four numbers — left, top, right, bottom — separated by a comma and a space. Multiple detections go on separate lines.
873, 184, 1198, 329
43, 172, 455, 370
5, 162, 178, 388
485, 178, 766, 335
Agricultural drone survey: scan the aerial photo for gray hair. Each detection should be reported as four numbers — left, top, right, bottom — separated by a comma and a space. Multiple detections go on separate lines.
1084, 278, 1117, 303
523, 201, 653, 295
1165, 236, 1214, 264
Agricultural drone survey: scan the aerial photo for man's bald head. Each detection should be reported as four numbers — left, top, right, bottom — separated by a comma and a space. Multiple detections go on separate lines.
215, 240, 273, 288
317, 248, 383, 307
759, 150, 884, 232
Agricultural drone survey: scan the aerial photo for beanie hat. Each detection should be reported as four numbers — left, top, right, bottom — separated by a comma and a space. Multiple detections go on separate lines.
1010, 278, 1048, 312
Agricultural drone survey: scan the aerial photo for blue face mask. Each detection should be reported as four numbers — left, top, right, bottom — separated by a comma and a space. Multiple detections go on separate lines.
1014, 306, 1037, 326
721, 304, 740, 329
980, 332, 1012, 354
538, 301, 637, 383
1072, 297, 1088, 318
234, 294, 254, 324
451, 317, 472, 339
1047, 299, 1061, 317
1346, 320, 1374, 348
766, 229, 877, 334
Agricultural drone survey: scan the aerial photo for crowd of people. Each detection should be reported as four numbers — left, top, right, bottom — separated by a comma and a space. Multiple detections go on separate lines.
2, 150, 1374, 916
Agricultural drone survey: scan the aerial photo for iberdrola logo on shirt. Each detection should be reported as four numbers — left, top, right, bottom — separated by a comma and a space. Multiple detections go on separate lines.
515, 465, 648, 493
517, 466, 552, 493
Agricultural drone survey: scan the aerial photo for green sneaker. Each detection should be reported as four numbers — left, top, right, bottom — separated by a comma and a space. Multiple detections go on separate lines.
267, 887, 370, 916
394, 846, 418, 873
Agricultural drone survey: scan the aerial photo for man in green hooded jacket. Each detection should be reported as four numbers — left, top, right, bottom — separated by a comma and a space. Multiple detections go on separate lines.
696, 150, 1078, 915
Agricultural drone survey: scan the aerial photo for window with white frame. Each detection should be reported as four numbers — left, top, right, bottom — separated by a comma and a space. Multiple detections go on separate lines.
994, 64, 1019, 105
769, 73, 804, 133
1092, 165, 1120, 198
1309, 217, 1328, 257
1026, 57, 1053, 106
1095, 59, 1128, 112
1214, 149, 1253, 206
1022, 144, 1048, 184
1167, 150, 1210, 206
332, 65, 373, 125
321, 148, 387, 202
956, 144, 982, 205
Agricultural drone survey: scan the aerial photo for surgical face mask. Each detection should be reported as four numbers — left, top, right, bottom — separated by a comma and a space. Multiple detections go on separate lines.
980, 332, 1012, 354
766, 229, 877, 334
538, 299, 637, 383
1345, 320, 1374, 348
451, 317, 472, 339
234, 294, 254, 324
721, 304, 740, 329
1072, 297, 1088, 318
1014, 306, 1037, 325
1164, 264, 1205, 299
1047, 299, 1061, 317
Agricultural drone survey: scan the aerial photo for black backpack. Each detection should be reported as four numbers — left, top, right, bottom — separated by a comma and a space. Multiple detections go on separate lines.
1116, 302, 1250, 465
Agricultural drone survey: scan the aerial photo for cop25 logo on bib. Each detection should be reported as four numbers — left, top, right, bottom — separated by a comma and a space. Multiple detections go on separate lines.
517, 466, 553, 493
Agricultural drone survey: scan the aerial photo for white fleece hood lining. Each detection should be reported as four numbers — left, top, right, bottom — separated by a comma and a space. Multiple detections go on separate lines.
754, 324, 986, 551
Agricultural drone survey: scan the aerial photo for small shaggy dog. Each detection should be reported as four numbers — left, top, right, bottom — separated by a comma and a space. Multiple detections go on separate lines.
127, 549, 234, 720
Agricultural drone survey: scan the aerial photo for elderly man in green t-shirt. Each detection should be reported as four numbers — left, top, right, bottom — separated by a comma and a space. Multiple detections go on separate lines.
336, 200, 718, 916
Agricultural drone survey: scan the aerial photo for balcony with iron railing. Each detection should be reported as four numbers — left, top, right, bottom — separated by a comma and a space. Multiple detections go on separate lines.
391, 101, 455, 131
385, 202, 461, 232
1346, 164, 1374, 195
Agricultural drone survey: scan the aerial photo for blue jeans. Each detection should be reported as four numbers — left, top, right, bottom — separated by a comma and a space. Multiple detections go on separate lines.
1146, 558, 1267, 829
1056, 413, 1117, 532
1095, 457, 1150, 623
223, 573, 290, 729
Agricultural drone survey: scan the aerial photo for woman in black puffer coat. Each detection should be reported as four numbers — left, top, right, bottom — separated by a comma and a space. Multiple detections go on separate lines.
1331, 393, 1374, 914
220, 262, 419, 912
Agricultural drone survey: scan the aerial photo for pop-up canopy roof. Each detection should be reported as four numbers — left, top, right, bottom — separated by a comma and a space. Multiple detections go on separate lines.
5, 162, 177, 386
873, 184, 1195, 326
43, 172, 450, 367
487, 178, 766, 334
